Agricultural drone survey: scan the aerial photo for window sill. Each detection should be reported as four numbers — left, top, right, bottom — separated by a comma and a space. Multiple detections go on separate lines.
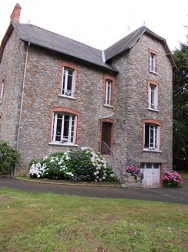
49, 142, 78, 147
147, 108, 159, 112
58, 94, 76, 100
103, 104, 114, 108
143, 148, 162, 153
149, 70, 158, 75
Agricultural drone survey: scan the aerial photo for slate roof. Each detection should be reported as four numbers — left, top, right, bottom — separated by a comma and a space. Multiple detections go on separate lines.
12, 23, 117, 72
0, 22, 176, 69
105, 26, 176, 68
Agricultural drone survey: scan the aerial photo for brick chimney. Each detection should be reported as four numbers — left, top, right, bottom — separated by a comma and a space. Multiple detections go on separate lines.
10, 3, 21, 23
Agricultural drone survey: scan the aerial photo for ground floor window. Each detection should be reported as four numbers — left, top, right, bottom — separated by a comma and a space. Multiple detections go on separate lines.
51, 113, 77, 144
144, 123, 160, 150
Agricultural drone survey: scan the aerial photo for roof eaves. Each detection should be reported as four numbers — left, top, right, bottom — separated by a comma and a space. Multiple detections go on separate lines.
0, 23, 14, 63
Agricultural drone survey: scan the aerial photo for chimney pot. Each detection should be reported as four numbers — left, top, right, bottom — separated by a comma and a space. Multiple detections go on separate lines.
10, 3, 21, 23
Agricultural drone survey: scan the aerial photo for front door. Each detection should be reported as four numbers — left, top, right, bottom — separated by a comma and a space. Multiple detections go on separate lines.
140, 163, 160, 187
101, 122, 112, 154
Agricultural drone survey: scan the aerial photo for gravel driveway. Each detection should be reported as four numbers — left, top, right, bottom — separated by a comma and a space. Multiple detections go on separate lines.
0, 176, 188, 204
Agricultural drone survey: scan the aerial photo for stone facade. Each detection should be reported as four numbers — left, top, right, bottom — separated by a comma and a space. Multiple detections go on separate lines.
0, 16, 174, 187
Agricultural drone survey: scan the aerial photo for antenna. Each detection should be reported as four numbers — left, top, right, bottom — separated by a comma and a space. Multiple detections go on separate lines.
127, 25, 131, 34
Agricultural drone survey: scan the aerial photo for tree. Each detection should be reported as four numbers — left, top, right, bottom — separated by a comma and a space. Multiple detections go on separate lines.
173, 43, 188, 162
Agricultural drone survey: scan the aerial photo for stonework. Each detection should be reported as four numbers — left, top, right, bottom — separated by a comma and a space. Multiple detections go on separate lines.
0, 19, 174, 187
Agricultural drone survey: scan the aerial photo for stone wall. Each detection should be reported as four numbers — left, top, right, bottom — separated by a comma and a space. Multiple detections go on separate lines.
17, 45, 116, 172
110, 34, 173, 169
0, 31, 25, 149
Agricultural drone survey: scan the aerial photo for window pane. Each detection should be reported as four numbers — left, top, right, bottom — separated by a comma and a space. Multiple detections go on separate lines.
154, 163, 160, 169
145, 124, 149, 148
55, 114, 63, 141
146, 163, 152, 169
63, 115, 69, 140
149, 125, 154, 147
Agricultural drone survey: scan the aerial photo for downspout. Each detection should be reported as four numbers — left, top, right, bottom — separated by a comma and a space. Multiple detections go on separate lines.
14, 42, 30, 176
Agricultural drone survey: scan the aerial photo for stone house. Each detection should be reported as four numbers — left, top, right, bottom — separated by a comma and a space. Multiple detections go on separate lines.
0, 4, 176, 187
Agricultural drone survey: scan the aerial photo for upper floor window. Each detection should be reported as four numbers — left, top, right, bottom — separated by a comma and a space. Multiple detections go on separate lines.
51, 113, 77, 144
148, 82, 158, 111
58, 61, 79, 99
62, 67, 75, 97
149, 49, 158, 74
144, 123, 160, 150
105, 80, 112, 105
0, 78, 5, 101
103, 75, 115, 108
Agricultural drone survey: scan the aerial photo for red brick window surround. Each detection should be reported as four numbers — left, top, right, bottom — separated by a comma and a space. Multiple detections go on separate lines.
142, 119, 162, 151
57, 61, 79, 99
146, 80, 159, 111
148, 49, 158, 74
103, 74, 115, 107
48, 107, 81, 146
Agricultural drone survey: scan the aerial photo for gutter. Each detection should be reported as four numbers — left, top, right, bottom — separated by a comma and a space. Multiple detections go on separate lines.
15, 42, 30, 176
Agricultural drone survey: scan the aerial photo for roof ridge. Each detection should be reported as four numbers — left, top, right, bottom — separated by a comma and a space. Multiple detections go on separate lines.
105, 26, 145, 52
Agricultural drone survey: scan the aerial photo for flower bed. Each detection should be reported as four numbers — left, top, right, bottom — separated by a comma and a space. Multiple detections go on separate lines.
27, 147, 117, 182
163, 171, 183, 188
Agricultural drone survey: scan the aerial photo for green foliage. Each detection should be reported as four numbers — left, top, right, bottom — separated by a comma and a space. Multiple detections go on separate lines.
0, 141, 20, 175
28, 148, 117, 182
173, 43, 188, 160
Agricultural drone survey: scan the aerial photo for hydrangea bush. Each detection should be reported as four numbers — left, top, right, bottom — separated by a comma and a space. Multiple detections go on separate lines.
125, 165, 140, 176
27, 147, 117, 182
163, 171, 183, 188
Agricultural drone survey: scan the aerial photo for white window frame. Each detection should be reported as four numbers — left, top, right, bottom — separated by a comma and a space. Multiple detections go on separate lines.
51, 113, 77, 144
105, 80, 112, 105
150, 53, 157, 73
148, 84, 158, 110
0, 79, 4, 100
144, 123, 160, 150
61, 67, 75, 97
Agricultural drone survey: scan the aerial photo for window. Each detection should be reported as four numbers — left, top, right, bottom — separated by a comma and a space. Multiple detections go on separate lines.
51, 113, 77, 144
148, 83, 158, 110
144, 123, 160, 150
149, 49, 158, 73
0, 78, 4, 100
105, 80, 112, 105
61, 67, 75, 97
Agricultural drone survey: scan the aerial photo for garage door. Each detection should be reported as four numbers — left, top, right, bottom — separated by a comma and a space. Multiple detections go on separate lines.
140, 163, 160, 187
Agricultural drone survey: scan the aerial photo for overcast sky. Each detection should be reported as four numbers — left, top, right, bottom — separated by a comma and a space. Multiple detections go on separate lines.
0, 0, 187, 51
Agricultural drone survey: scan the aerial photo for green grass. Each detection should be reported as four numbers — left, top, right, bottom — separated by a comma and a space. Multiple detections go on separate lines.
0, 189, 188, 252
179, 171, 188, 179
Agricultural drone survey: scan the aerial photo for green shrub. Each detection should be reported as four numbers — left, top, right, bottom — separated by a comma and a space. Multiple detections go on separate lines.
28, 147, 117, 182
0, 141, 20, 175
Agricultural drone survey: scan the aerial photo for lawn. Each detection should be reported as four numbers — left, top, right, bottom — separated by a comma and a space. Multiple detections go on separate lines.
0, 189, 188, 252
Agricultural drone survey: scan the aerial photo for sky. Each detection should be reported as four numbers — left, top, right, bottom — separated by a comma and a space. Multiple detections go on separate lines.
0, 0, 187, 52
